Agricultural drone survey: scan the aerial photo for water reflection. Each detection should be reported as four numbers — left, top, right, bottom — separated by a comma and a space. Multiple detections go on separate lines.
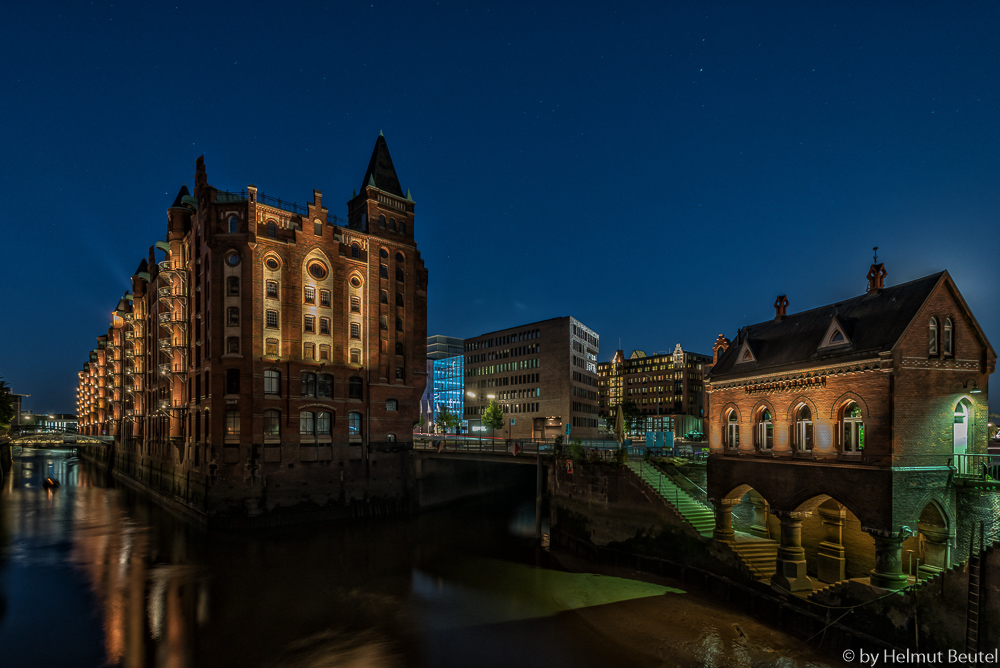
0, 451, 834, 667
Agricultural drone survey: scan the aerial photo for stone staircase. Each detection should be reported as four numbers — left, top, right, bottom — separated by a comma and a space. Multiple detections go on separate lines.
730, 535, 779, 582
626, 461, 716, 537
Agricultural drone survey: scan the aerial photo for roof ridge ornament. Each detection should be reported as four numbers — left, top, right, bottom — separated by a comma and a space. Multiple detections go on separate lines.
867, 247, 887, 293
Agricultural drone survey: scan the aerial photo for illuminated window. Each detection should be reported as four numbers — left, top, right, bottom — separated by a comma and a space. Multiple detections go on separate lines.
225, 409, 240, 435
842, 403, 864, 453
795, 404, 813, 451
929, 317, 939, 355
349, 411, 362, 435
263, 409, 280, 436
316, 411, 332, 434
725, 410, 739, 449
944, 318, 953, 356
755, 408, 773, 451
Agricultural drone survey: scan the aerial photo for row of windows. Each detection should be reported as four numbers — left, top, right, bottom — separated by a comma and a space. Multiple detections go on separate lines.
572, 372, 599, 387
225, 409, 363, 436
495, 388, 541, 400
464, 402, 539, 416
226, 370, 368, 400
572, 401, 600, 415
465, 329, 541, 352
724, 403, 864, 454
468, 359, 539, 376
467, 344, 541, 364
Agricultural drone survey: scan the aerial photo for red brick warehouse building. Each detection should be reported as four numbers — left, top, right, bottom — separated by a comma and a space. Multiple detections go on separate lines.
705, 262, 995, 591
77, 134, 428, 523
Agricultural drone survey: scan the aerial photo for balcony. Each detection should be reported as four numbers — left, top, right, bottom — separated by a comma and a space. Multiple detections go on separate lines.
952, 454, 1000, 488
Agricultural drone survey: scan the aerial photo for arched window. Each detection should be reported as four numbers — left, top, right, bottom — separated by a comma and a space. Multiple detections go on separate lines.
349, 376, 363, 399
387, 433, 396, 442
317, 373, 333, 398
755, 408, 773, 451
266, 221, 277, 238
263, 409, 280, 436
954, 399, 972, 457
389, 217, 396, 231
351, 243, 361, 259
264, 369, 280, 395
399, 221, 406, 235
378, 215, 386, 227
301, 372, 316, 397
299, 411, 314, 435
929, 317, 939, 355
795, 404, 813, 451
944, 318, 953, 356
228, 215, 239, 233
386, 399, 398, 411
725, 410, 739, 449
349, 411, 362, 436
842, 402, 864, 453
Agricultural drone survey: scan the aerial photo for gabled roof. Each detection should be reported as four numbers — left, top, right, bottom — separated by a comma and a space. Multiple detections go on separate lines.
710, 271, 947, 380
359, 133, 404, 197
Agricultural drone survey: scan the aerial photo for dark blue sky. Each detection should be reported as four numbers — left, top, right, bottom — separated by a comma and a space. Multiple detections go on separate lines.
2, 1, 998, 414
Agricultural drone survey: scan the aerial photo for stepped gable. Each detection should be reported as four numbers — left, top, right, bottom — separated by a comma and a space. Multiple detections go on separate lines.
708, 271, 945, 379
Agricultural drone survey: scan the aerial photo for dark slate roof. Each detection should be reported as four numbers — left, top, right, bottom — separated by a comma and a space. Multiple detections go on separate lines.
360, 134, 404, 197
709, 271, 946, 380
170, 184, 191, 208
134, 258, 148, 275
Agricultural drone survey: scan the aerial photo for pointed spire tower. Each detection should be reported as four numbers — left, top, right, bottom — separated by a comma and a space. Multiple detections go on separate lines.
348, 133, 414, 240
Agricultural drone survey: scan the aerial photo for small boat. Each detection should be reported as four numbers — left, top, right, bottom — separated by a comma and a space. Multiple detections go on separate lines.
43, 477, 60, 489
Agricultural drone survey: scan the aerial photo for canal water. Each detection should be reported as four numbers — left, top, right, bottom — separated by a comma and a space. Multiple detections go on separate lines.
0, 449, 836, 667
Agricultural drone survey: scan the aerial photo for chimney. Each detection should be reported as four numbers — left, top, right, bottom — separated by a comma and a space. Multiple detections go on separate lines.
774, 295, 789, 320
712, 334, 730, 367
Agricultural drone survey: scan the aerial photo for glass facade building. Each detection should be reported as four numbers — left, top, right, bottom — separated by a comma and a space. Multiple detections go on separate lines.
432, 354, 465, 431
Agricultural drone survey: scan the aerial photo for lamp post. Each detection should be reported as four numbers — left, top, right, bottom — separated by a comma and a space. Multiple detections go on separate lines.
467, 392, 496, 443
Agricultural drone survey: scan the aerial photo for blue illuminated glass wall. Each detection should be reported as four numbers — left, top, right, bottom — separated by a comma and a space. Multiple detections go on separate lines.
432, 355, 465, 430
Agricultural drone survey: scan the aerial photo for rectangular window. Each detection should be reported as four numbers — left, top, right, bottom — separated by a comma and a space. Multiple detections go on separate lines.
266, 338, 278, 356
264, 369, 280, 395
350, 348, 361, 364
380, 315, 388, 330
350, 296, 361, 312
266, 310, 278, 328
395, 367, 404, 380
225, 410, 240, 435
350, 322, 360, 339
266, 280, 278, 298
380, 264, 388, 278
227, 337, 239, 353
304, 315, 315, 332
380, 289, 388, 304
304, 286, 315, 304
319, 290, 330, 307
299, 411, 314, 435
314, 221, 323, 236
317, 374, 333, 398
227, 276, 239, 295
304, 343, 315, 360
395, 267, 404, 282
320, 318, 329, 334
395, 317, 403, 331
316, 411, 331, 434
349, 411, 362, 435
264, 410, 280, 436
228, 307, 239, 325
319, 344, 330, 360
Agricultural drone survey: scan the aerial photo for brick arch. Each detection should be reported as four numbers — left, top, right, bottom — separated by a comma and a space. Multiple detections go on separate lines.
828, 391, 870, 420
719, 482, 770, 505
785, 395, 819, 422
908, 493, 955, 534
750, 399, 777, 420
788, 492, 868, 529
301, 248, 335, 272
719, 402, 743, 424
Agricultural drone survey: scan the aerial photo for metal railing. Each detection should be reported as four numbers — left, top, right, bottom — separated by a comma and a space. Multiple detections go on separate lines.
952, 453, 1000, 482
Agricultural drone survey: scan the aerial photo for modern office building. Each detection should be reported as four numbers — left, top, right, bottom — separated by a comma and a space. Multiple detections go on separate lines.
76, 134, 428, 522
597, 344, 711, 437
463, 316, 600, 440
418, 335, 464, 430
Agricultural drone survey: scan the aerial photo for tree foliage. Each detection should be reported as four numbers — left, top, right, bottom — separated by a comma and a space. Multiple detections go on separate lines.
0, 377, 14, 429
481, 399, 505, 432
603, 400, 644, 435
435, 407, 460, 434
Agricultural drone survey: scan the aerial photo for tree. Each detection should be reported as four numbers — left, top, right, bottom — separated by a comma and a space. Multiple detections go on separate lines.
482, 399, 504, 441
415, 413, 427, 433
435, 407, 460, 436
603, 400, 643, 437
0, 377, 14, 433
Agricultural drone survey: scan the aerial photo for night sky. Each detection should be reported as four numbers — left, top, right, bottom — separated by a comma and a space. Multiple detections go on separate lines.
2, 1, 998, 414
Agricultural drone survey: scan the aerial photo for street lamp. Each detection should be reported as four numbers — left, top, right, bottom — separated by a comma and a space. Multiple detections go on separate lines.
467, 392, 496, 442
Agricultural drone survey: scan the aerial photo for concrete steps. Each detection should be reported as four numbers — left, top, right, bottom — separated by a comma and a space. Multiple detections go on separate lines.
730, 537, 779, 582
626, 461, 715, 537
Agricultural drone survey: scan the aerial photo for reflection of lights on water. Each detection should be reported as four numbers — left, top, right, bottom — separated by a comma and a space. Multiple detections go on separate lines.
197, 582, 210, 625
148, 570, 167, 640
